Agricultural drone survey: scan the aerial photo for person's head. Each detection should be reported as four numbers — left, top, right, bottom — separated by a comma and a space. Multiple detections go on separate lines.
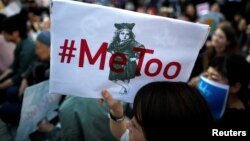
2, 13, 28, 43
185, 4, 195, 17
36, 30, 50, 61
210, 2, 221, 12
113, 23, 135, 42
204, 55, 250, 101
146, 6, 158, 15
211, 23, 239, 55
136, 6, 146, 13
238, 18, 247, 32
128, 81, 213, 140
184, 3, 196, 21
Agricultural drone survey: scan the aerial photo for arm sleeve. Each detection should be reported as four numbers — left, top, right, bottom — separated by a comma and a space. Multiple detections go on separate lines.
11, 47, 35, 85
21, 62, 34, 85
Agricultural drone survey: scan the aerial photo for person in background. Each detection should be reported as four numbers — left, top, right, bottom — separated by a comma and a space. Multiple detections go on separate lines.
18, 30, 50, 98
184, 3, 197, 22
189, 22, 240, 86
100, 81, 214, 140
0, 13, 15, 75
237, 18, 247, 49
0, 13, 36, 105
200, 54, 250, 132
0, 30, 50, 125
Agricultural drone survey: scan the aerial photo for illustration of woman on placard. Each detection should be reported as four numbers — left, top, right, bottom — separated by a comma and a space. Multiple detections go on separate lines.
107, 23, 145, 94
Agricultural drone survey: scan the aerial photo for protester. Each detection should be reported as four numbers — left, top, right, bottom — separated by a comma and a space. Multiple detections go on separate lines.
18, 30, 50, 98
0, 30, 49, 125
189, 22, 240, 86
0, 13, 36, 105
101, 81, 214, 140
199, 54, 250, 132
0, 13, 15, 75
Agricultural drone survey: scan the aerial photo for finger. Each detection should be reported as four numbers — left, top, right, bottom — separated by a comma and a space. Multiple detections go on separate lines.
101, 89, 117, 107
101, 89, 112, 100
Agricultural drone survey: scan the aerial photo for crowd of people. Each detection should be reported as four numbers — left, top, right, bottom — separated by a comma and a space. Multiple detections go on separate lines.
0, 0, 249, 140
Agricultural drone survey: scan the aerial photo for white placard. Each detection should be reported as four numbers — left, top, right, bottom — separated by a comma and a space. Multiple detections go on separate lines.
50, 0, 209, 103
16, 81, 61, 141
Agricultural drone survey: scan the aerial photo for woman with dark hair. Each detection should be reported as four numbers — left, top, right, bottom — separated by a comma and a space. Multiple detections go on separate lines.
203, 23, 240, 70
0, 13, 36, 104
101, 81, 214, 140
107, 23, 145, 94
189, 22, 240, 86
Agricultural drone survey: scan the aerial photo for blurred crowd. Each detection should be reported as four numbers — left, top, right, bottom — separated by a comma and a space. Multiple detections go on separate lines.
0, 0, 249, 75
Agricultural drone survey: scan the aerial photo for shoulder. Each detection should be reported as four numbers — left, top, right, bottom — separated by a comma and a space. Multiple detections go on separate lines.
21, 37, 35, 48
19, 37, 35, 53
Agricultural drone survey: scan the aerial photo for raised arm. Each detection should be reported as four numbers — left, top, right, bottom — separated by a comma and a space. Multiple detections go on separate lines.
101, 90, 129, 140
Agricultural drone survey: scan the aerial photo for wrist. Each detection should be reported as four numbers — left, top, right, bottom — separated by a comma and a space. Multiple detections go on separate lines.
108, 112, 125, 123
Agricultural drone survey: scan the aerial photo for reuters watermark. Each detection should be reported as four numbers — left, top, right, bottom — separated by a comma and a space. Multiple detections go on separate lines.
212, 129, 246, 136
